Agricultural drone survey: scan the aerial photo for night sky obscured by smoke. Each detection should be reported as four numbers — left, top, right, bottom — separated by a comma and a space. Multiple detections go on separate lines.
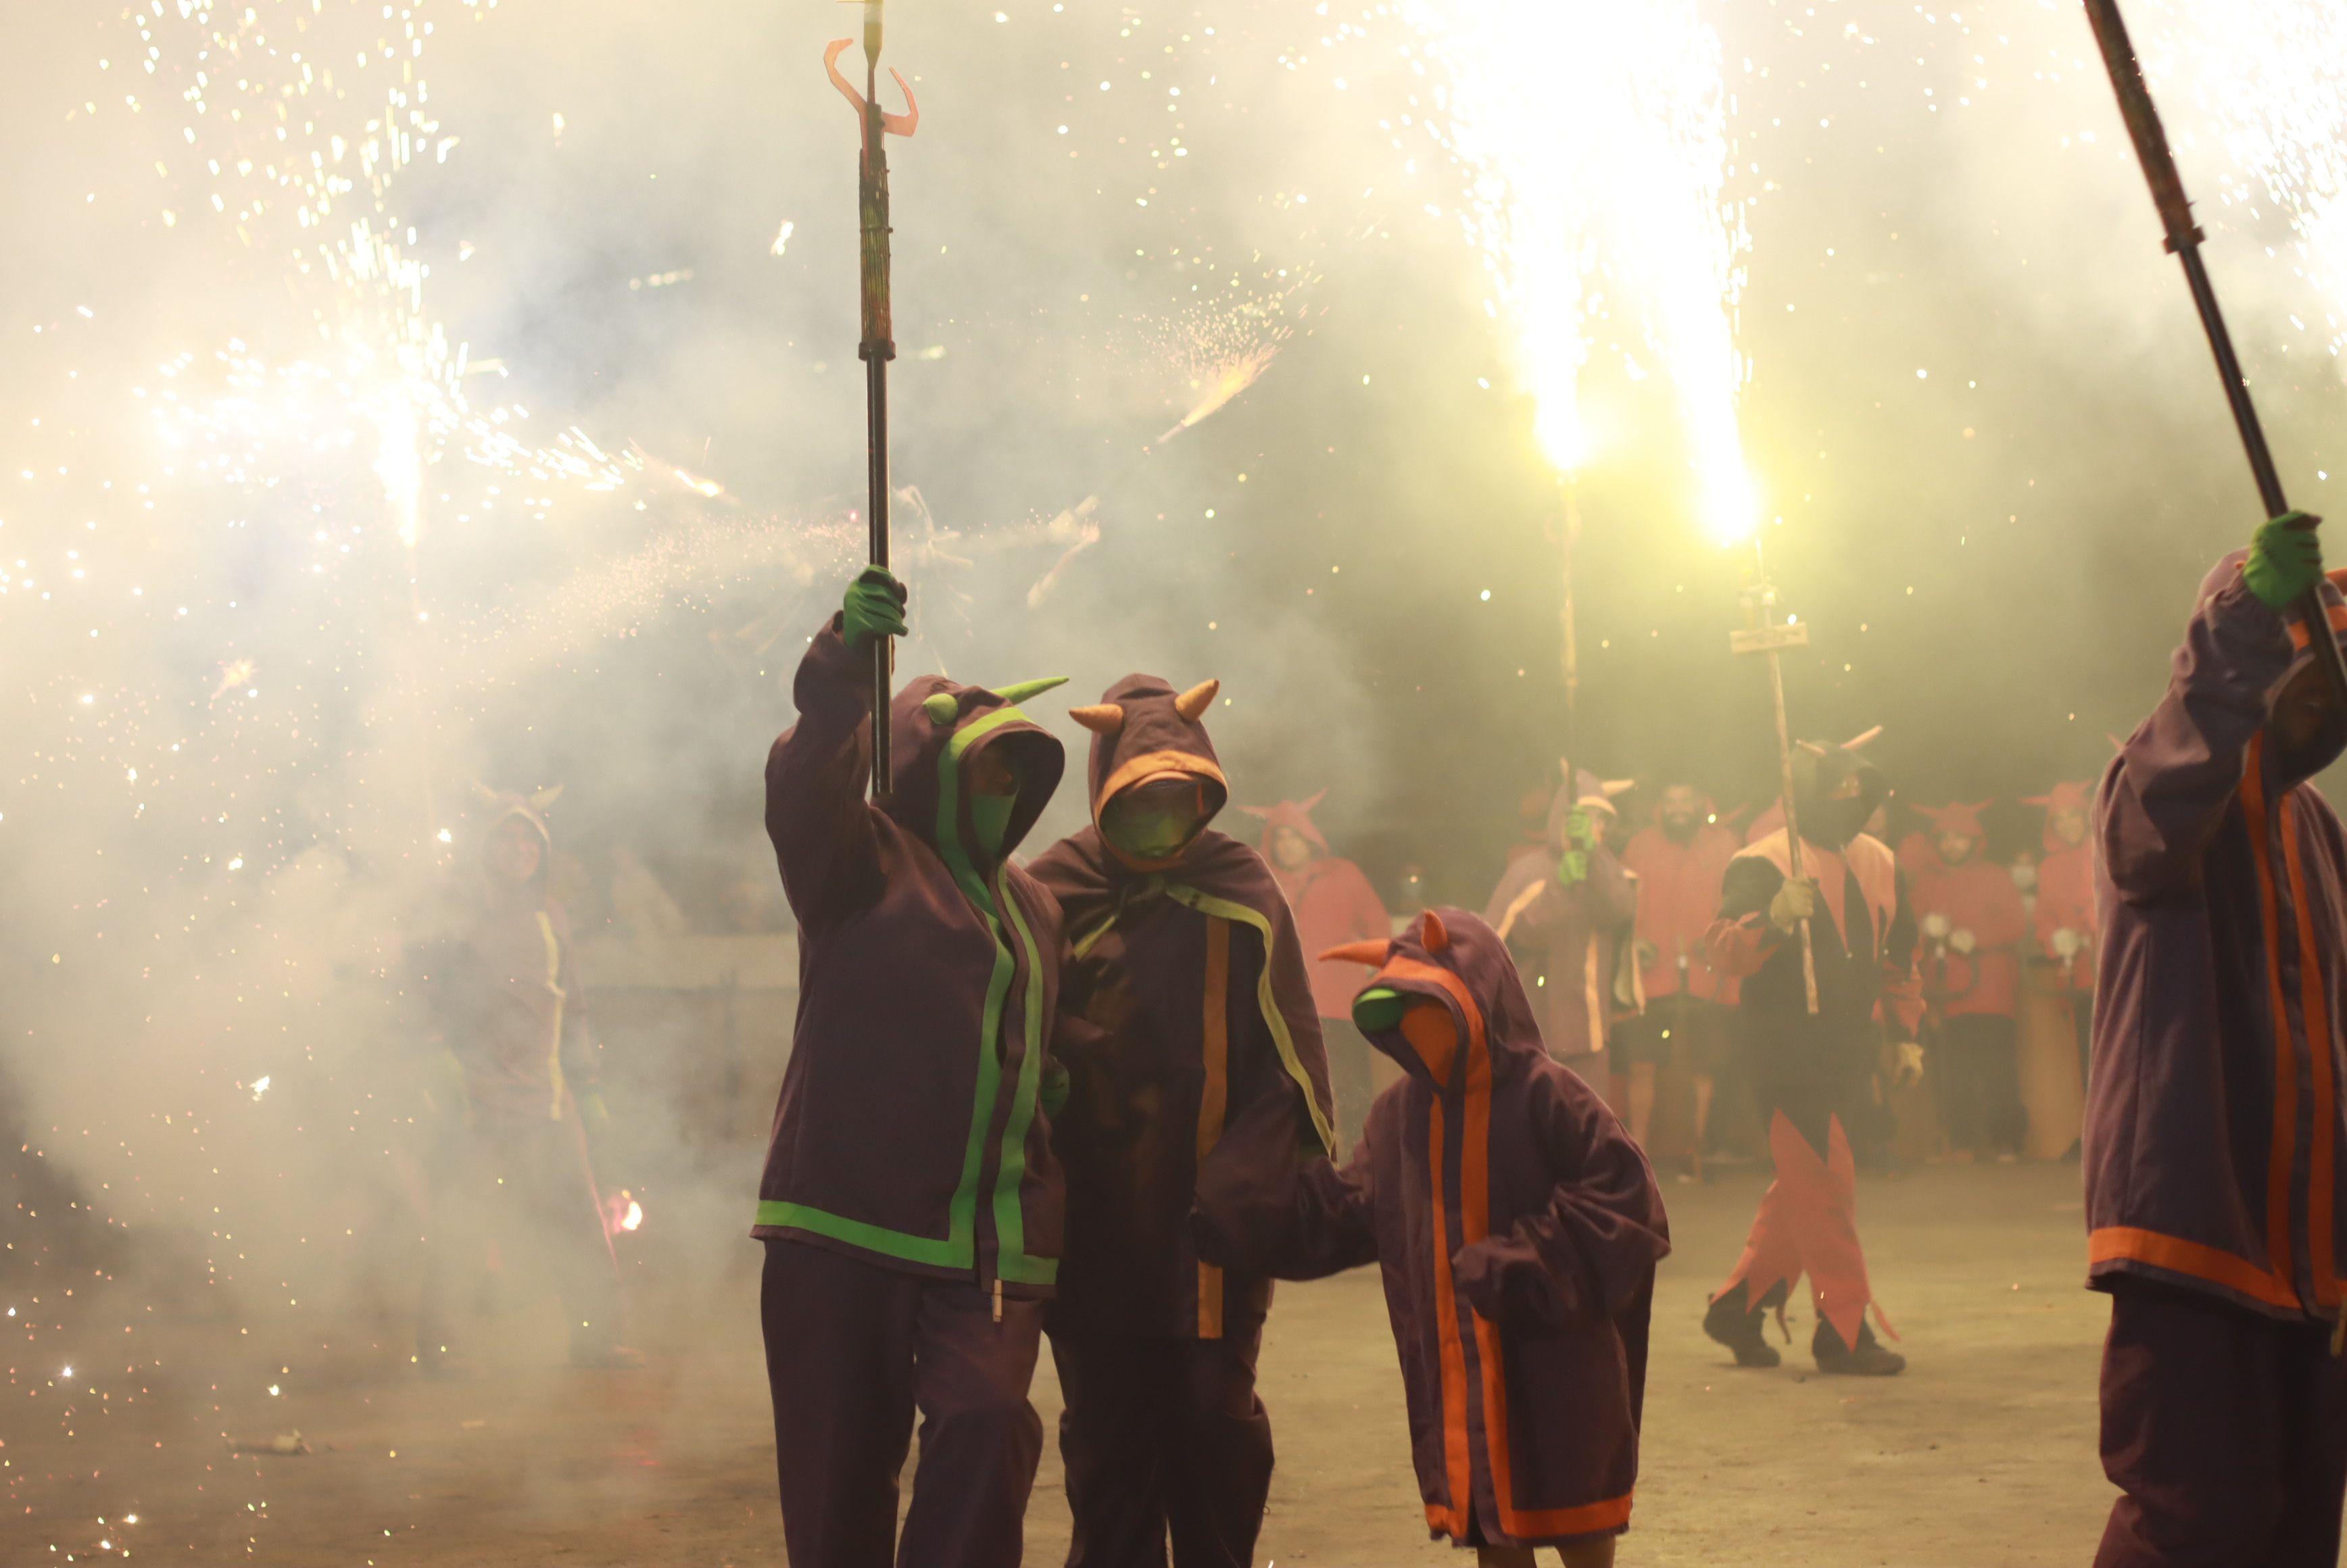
3, 0, 2346, 1350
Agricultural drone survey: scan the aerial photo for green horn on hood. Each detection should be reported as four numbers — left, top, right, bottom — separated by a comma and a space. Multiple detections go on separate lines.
994, 676, 1069, 706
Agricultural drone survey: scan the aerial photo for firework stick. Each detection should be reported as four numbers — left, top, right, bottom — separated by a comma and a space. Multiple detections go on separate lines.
1731, 607, 1820, 1015
2082, 0, 2347, 712
827, 5, 919, 800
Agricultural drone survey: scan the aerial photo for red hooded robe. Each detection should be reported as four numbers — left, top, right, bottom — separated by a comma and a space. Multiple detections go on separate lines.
2027, 781, 2099, 994
1244, 791, 1393, 1021
1906, 802, 2027, 1019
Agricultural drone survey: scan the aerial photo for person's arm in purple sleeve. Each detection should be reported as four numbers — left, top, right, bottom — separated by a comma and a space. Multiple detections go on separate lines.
766, 570, 908, 928
1193, 1108, 1378, 1281
2102, 559, 2299, 903
1451, 1076, 1670, 1329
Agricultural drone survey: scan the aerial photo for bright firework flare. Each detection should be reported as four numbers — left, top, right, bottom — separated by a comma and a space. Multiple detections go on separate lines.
2135, 1, 2347, 362
1409, 0, 1757, 545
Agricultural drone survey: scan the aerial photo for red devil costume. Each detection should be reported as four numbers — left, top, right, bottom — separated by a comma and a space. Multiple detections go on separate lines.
1484, 766, 1639, 1074
1908, 801, 2029, 1158
1192, 908, 1668, 1556
1029, 675, 1336, 1568
755, 613, 1071, 1568
2027, 780, 2099, 1090
1242, 790, 1391, 1154
2086, 556, 2347, 1567
409, 786, 631, 1376
1617, 791, 1741, 1160
1701, 742, 1920, 1375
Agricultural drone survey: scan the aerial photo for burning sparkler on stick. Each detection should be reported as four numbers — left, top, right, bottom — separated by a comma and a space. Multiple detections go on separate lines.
1412, 0, 1757, 722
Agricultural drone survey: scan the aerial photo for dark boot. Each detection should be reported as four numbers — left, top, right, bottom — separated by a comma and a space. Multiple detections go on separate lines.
1703, 1279, 1783, 1369
1813, 1316, 1905, 1376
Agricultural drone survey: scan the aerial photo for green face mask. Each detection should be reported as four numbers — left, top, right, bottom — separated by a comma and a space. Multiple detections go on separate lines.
1103, 777, 1208, 863
971, 793, 1017, 862
1353, 986, 1407, 1033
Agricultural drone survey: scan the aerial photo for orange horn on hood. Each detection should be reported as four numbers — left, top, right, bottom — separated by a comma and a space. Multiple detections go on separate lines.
1841, 725, 1883, 750
1795, 739, 1830, 757
1320, 940, 1392, 967
1174, 679, 1220, 721
1420, 909, 1450, 953
1069, 704, 1126, 736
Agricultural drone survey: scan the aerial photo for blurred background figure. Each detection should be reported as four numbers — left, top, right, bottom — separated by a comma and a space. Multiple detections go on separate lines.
2027, 780, 2101, 1098
1245, 791, 1392, 1155
1618, 781, 1740, 1177
1484, 764, 1639, 1085
1909, 802, 2029, 1162
408, 786, 637, 1379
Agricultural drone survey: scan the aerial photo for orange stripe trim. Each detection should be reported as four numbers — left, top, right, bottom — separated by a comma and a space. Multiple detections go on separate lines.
1196, 916, 1230, 1340
1378, 953, 1484, 1538
2089, 1226, 2300, 1309
1095, 750, 1228, 822
2280, 796, 2339, 1306
1424, 1096, 1472, 1539
2285, 602, 2347, 650
2242, 739, 2304, 1300
1497, 1492, 1636, 1540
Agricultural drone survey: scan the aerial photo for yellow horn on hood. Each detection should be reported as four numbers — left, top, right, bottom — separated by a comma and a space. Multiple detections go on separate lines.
1069, 704, 1126, 736
1174, 679, 1219, 722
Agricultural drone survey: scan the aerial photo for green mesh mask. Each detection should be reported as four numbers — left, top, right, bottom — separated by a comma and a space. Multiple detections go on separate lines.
971, 793, 1017, 862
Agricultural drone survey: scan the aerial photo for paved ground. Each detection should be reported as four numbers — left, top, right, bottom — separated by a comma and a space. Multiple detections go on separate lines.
4, 1160, 2125, 1566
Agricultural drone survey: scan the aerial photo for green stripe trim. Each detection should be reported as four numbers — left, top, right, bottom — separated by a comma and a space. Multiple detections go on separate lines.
943, 706, 1058, 1285
1164, 883, 1338, 1156
754, 1201, 967, 1267
752, 702, 1065, 1279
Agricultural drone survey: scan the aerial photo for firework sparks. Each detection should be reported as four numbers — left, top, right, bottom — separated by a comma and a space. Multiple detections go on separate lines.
2138, 2, 2347, 361
1409, 0, 1754, 542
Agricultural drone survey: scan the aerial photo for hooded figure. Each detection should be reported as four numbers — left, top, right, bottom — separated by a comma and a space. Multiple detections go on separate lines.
1617, 783, 1743, 1167
1907, 801, 2029, 1159
1192, 910, 1668, 1567
2087, 533, 2347, 1567
2026, 779, 2100, 1102
1699, 740, 1921, 1377
409, 785, 634, 1377
1028, 673, 1336, 1568
1243, 790, 1392, 1154
1482, 765, 1639, 1073
754, 568, 1071, 1568
2026, 780, 2099, 992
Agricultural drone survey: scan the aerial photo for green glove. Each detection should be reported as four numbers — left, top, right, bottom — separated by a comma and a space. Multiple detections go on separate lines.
1557, 849, 1589, 887
841, 566, 908, 652
1563, 808, 1595, 849
2246, 511, 2324, 610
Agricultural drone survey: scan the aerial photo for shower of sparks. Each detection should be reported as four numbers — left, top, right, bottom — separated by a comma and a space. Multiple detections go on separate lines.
1407, 0, 1755, 543
2139, 1, 2347, 360
1159, 343, 1282, 443
129, 0, 628, 554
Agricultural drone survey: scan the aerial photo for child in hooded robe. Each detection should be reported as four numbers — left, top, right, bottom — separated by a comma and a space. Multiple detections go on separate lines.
1193, 908, 1669, 1568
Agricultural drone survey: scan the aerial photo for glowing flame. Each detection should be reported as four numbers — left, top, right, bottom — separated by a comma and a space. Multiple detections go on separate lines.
1411, 0, 1754, 541
605, 1189, 644, 1237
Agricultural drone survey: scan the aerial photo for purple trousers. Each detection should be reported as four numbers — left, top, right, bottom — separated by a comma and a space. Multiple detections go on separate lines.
1052, 1329, 1273, 1568
2096, 1281, 2347, 1567
760, 1240, 1044, 1568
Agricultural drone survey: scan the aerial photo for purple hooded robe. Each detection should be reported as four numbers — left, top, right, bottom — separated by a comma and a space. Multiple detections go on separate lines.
2088, 555, 2347, 1322
1195, 908, 1668, 1550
